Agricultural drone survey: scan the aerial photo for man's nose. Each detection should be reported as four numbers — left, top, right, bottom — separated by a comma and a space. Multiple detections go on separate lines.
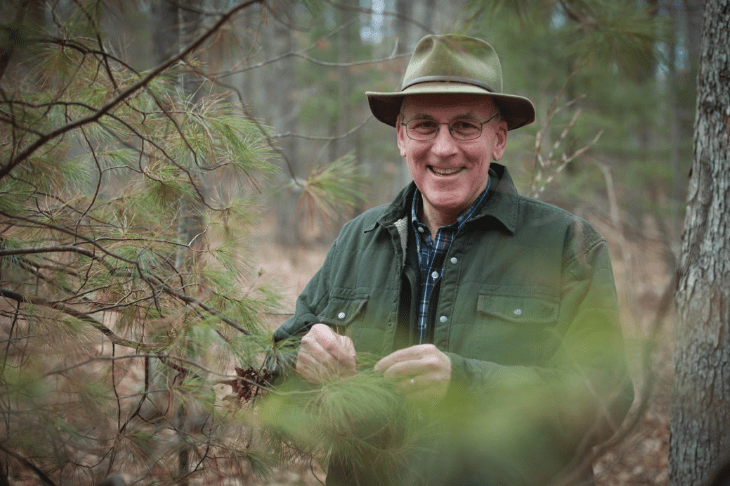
431, 125, 459, 156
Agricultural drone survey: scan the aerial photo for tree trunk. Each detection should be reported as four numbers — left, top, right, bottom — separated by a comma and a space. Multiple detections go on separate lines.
670, 1, 730, 485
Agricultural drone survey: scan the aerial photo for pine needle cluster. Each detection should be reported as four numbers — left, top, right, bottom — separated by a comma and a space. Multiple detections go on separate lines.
0, 1, 293, 483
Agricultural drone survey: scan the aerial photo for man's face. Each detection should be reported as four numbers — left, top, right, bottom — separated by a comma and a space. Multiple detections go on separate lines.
396, 94, 508, 226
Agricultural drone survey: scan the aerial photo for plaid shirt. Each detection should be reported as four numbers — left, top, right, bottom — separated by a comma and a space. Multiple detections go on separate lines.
410, 177, 491, 344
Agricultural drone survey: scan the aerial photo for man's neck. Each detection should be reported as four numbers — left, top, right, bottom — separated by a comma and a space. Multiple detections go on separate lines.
419, 206, 459, 239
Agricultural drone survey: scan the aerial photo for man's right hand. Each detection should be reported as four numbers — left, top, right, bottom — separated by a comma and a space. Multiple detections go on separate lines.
295, 323, 357, 383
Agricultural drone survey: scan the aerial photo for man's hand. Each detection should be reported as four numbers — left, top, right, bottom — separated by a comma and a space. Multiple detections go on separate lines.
296, 323, 356, 383
374, 344, 451, 403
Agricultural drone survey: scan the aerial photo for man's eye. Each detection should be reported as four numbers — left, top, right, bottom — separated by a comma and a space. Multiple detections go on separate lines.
411, 121, 438, 132
451, 120, 480, 132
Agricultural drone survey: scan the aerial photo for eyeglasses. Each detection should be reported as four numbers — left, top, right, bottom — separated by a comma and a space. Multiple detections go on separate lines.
401, 113, 499, 141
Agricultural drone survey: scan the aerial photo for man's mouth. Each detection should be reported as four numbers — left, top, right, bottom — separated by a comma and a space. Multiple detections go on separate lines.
429, 166, 463, 176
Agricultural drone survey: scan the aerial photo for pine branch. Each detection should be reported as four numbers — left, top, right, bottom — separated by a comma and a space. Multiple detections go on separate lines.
0, 288, 206, 383
146, 275, 252, 336
42, 353, 236, 380
0, 0, 264, 181
0, 287, 145, 350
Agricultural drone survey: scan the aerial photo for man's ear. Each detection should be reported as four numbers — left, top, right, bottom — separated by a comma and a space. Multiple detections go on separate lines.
396, 115, 407, 157
491, 119, 508, 161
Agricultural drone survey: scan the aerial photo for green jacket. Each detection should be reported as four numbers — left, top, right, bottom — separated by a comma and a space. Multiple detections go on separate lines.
273, 163, 634, 485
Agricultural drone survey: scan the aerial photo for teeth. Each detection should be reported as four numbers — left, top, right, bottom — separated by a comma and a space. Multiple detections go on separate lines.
431, 167, 461, 176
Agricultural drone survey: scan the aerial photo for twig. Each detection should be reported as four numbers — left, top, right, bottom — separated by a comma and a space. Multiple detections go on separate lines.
0, 287, 147, 350
271, 116, 373, 141
0, 441, 58, 486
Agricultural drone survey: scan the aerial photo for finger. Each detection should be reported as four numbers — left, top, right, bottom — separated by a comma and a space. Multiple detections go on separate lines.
311, 324, 356, 365
378, 359, 422, 380
374, 344, 435, 372
297, 344, 353, 383
296, 339, 335, 382
296, 325, 357, 383
374, 348, 412, 372
299, 332, 346, 372
337, 334, 356, 357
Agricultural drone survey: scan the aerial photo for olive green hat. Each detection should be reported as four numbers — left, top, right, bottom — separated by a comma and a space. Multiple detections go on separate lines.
366, 34, 535, 130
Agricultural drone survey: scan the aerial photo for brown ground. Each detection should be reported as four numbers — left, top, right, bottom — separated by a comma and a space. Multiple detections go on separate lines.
252, 211, 675, 486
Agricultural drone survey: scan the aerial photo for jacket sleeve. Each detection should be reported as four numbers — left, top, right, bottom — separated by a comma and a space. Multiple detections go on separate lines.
442, 236, 634, 482
268, 237, 339, 381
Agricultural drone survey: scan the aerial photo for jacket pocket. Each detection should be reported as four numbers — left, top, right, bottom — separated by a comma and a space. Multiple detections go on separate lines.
316, 293, 370, 334
469, 289, 559, 365
477, 292, 558, 325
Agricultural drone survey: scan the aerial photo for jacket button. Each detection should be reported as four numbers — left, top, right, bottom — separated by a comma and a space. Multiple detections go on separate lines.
431, 271, 439, 280
450, 257, 458, 264
439, 315, 448, 323
338, 312, 346, 319
514, 309, 522, 316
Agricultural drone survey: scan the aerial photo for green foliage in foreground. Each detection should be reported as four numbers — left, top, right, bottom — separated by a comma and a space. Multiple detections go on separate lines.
0, 2, 291, 483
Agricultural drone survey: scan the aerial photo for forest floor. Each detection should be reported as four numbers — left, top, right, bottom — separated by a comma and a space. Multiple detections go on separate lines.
251, 209, 676, 486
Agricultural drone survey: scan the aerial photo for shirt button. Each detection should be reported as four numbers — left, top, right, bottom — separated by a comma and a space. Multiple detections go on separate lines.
337, 312, 346, 319
439, 315, 448, 323
450, 257, 458, 264
431, 271, 439, 280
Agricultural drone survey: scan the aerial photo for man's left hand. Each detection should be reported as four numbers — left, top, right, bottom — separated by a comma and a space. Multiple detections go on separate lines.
374, 344, 451, 403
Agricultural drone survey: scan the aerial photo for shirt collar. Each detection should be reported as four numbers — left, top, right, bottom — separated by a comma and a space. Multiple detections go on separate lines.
374, 163, 518, 235
411, 175, 491, 233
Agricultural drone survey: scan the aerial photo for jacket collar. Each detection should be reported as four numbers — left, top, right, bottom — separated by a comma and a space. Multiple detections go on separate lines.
375, 162, 518, 234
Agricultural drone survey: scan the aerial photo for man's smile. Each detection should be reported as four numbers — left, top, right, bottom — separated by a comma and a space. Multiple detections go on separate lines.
429, 166, 464, 176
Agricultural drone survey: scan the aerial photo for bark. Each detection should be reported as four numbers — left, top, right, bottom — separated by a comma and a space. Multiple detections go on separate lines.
670, 1, 730, 485
151, 0, 179, 63
333, 1, 354, 162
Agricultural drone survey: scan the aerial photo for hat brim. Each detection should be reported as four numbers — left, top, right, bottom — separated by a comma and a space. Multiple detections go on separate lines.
366, 82, 535, 131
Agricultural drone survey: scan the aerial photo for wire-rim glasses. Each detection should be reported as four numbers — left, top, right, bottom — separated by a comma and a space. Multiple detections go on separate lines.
401, 113, 499, 141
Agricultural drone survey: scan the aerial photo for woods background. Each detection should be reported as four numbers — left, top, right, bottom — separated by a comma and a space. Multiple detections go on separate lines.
0, 0, 723, 485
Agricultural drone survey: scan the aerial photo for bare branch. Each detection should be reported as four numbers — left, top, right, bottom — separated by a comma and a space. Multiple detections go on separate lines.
325, 0, 434, 35
272, 116, 373, 141
0, 244, 98, 258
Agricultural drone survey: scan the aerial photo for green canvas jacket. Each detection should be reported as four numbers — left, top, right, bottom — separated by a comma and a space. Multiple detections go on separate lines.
273, 163, 634, 485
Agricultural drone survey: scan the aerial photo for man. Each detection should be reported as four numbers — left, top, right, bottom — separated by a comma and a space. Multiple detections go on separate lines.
272, 34, 634, 486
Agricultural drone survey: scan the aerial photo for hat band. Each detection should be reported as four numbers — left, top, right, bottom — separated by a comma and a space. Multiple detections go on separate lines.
402, 76, 496, 93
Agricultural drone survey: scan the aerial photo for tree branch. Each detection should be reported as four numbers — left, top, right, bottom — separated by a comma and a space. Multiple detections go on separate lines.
0, 287, 146, 350
147, 275, 252, 336
0, 244, 98, 258
0, 438, 58, 486
0, 0, 264, 181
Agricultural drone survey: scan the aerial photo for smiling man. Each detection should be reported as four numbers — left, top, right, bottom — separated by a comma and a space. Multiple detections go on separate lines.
273, 34, 634, 486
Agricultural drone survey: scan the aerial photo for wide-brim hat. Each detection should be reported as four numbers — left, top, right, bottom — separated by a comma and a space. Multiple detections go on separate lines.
366, 34, 535, 131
